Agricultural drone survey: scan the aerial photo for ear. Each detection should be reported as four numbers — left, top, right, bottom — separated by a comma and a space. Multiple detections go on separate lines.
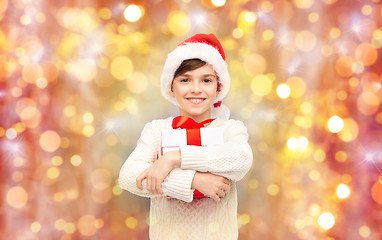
169, 89, 175, 97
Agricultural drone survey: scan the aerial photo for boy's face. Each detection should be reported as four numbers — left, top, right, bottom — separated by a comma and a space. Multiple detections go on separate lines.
170, 64, 219, 122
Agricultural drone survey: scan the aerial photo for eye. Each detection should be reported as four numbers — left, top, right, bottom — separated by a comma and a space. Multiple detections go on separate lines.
203, 79, 212, 83
180, 78, 189, 82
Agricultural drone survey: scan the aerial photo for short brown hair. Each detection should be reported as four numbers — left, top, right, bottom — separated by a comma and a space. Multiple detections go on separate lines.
173, 59, 220, 92
174, 59, 207, 78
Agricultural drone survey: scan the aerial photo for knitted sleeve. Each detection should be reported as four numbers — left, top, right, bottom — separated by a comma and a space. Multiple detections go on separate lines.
118, 120, 196, 202
180, 119, 253, 181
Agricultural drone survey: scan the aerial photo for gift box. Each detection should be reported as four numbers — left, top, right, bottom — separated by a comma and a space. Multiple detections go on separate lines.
161, 127, 224, 155
161, 127, 224, 199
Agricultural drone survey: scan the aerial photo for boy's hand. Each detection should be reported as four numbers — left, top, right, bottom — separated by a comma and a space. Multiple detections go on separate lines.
136, 151, 181, 195
191, 172, 231, 202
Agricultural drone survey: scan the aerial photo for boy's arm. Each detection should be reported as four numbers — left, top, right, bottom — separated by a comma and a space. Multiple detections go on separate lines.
118, 121, 196, 202
180, 120, 253, 182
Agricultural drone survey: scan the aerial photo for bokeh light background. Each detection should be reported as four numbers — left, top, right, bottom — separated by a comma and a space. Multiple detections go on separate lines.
1, 0, 382, 239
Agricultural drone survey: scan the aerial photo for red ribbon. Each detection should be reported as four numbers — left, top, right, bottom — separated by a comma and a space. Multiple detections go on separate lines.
172, 116, 215, 198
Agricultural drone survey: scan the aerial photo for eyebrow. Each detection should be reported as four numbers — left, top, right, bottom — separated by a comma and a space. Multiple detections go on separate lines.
179, 73, 217, 78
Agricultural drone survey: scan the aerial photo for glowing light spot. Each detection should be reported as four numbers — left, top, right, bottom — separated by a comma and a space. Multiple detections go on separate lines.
20, 14, 32, 25
78, 215, 98, 237
6, 128, 17, 139
298, 136, 309, 148
263, 29, 274, 40
330, 27, 341, 39
40, 130, 61, 152
95, 219, 104, 229
7, 186, 28, 208
47, 167, 60, 179
248, 179, 259, 189
293, 0, 314, 9
110, 56, 133, 80
54, 192, 65, 202
238, 214, 251, 225
335, 151, 347, 162
71, 155, 82, 166
287, 137, 298, 150
300, 102, 312, 114
338, 118, 359, 142
361, 5, 372, 15
64, 105, 76, 117
82, 112, 94, 124
211, 0, 226, 7
36, 77, 47, 88
63, 222, 76, 234
359, 225, 371, 238
286, 76, 306, 98
99, 8, 112, 20
352, 24, 360, 33
371, 180, 382, 204
337, 90, 348, 100
82, 125, 95, 137
357, 91, 380, 115
167, 11, 191, 36
66, 59, 97, 82
232, 28, 244, 39
30, 222, 41, 233
267, 184, 279, 196
125, 217, 138, 229
112, 185, 123, 195
335, 56, 355, 78
336, 184, 350, 199
52, 156, 63, 166
55, 219, 66, 231
244, 12, 257, 23
276, 83, 291, 99
355, 43, 378, 66
308, 12, 319, 22
251, 74, 273, 96
309, 204, 321, 217
317, 212, 335, 230
11, 87, 22, 97
124, 4, 142, 22
309, 170, 320, 181
327, 115, 344, 133
376, 112, 382, 124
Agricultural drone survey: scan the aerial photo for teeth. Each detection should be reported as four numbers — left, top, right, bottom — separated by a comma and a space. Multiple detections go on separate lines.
189, 98, 203, 103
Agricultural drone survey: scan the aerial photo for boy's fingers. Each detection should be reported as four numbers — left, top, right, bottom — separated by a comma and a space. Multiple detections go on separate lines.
136, 176, 143, 190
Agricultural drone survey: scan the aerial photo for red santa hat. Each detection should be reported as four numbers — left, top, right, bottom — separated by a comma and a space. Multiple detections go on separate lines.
160, 33, 231, 119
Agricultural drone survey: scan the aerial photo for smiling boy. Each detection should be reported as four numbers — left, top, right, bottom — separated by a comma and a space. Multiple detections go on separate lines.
119, 33, 253, 239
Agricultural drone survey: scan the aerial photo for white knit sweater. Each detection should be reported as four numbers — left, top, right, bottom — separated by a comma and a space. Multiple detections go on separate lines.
119, 117, 253, 240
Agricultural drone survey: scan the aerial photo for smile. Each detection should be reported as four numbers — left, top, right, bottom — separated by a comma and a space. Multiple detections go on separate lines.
187, 98, 206, 104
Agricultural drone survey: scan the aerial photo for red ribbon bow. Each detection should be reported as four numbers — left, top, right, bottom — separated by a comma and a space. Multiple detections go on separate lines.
172, 116, 215, 198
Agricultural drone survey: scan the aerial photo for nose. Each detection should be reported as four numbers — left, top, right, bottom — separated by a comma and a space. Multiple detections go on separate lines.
191, 81, 202, 93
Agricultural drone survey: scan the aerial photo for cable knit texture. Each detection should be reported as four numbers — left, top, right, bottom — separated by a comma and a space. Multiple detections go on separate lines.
118, 117, 253, 240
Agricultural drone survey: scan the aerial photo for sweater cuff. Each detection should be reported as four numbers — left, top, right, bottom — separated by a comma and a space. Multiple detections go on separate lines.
163, 168, 195, 202
180, 145, 208, 172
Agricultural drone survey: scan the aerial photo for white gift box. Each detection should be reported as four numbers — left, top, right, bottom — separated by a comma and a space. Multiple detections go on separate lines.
161, 128, 224, 155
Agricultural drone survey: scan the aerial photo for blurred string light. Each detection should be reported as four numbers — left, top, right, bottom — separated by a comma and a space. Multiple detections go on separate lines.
317, 212, 335, 230
123, 4, 143, 22
211, 0, 226, 7
327, 115, 344, 133
336, 184, 351, 199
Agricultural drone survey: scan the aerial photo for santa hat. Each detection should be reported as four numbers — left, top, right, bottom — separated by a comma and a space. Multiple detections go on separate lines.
160, 33, 231, 119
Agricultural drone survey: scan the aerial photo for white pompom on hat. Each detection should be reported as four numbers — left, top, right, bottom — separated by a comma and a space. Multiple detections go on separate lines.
160, 33, 231, 119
